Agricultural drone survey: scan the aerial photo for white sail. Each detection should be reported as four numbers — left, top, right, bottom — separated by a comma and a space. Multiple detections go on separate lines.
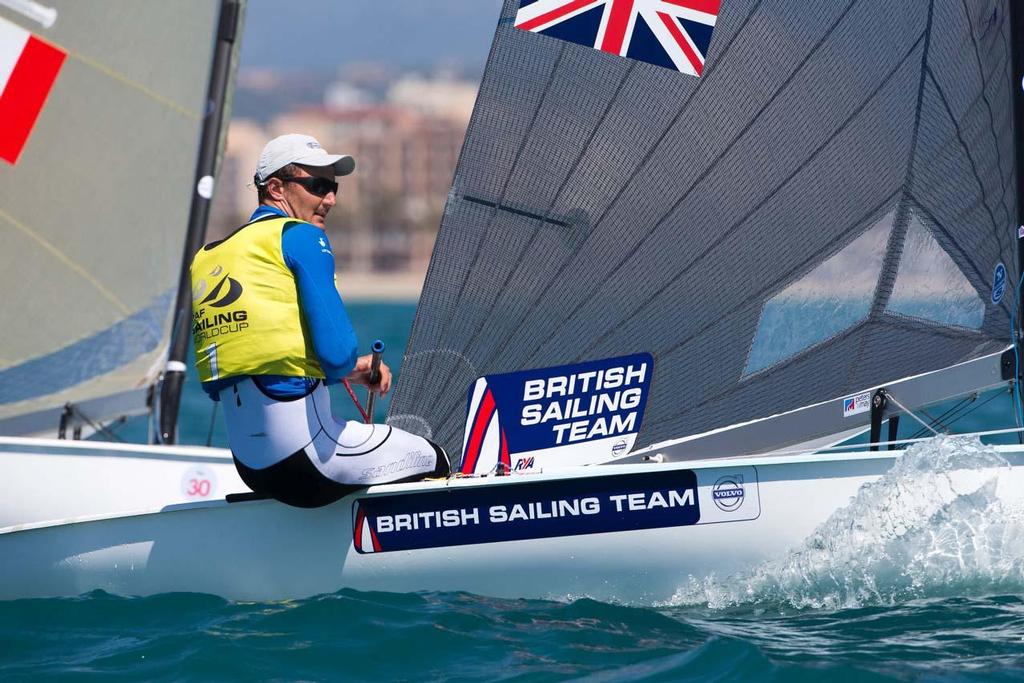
0, 1, 240, 435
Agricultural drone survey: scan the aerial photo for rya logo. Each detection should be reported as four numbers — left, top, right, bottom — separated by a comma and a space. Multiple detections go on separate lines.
513, 457, 535, 471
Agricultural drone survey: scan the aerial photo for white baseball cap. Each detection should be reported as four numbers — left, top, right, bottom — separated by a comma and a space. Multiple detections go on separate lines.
254, 133, 355, 183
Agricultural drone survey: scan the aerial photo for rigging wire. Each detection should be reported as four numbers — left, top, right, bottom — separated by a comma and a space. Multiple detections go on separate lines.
883, 392, 940, 436
906, 395, 973, 439
62, 404, 125, 443
905, 390, 1010, 441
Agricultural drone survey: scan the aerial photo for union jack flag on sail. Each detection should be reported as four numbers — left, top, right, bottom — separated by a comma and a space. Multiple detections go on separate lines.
514, 0, 720, 76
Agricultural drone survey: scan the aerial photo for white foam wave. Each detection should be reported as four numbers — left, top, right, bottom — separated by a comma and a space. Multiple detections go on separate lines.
669, 436, 1024, 610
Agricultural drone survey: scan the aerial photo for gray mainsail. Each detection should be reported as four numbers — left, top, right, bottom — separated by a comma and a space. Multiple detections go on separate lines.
0, 1, 244, 435
389, 0, 1018, 459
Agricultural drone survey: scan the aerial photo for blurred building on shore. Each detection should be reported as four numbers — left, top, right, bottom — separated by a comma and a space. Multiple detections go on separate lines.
208, 68, 476, 295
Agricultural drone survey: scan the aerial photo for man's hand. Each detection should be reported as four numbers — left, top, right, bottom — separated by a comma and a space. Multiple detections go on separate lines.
346, 354, 392, 395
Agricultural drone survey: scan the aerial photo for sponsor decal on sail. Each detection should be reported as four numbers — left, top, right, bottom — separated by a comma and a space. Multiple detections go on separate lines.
513, 0, 720, 76
460, 353, 654, 474
0, 15, 66, 164
992, 262, 1006, 305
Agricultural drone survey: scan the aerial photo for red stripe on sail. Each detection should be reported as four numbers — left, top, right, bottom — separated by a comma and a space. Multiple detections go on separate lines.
516, 0, 598, 31
353, 507, 366, 551
353, 506, 382, 552
600, 0, 636, 54
0, 35, 66, 164
498, 428, 510, 475
460, 390, 496, 474
658, 12, 704, 75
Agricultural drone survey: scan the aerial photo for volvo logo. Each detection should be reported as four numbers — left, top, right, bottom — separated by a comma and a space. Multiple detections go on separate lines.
712, 475, 744, 512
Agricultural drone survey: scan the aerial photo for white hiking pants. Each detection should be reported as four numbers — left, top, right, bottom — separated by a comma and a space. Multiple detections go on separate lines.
221, 378, 442, 486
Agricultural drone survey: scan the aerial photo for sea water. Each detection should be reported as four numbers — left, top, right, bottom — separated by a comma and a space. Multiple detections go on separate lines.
5, 302, 1024, 681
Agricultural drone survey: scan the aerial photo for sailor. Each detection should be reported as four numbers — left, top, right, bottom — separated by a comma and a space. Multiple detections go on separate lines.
189, 133, 449, 507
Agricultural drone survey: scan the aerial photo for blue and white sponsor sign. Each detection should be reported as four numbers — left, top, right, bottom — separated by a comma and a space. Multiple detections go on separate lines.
352, 466, 760, 554
460, 353, 654, 474
842, 391, 871, 418
992, 262, 1007, 305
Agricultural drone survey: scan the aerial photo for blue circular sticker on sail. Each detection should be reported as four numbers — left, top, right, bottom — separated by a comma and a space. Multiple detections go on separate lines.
992, 262, 1007, 305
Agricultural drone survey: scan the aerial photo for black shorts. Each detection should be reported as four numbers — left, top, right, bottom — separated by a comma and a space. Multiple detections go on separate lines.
232, 441, 450, 508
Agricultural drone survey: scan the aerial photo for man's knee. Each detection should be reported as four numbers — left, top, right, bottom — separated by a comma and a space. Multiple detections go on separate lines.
426, 440, 451, 479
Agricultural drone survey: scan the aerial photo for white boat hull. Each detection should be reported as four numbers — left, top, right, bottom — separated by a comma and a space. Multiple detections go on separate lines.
0, 437, 244, 530
4, 441, 1021, 603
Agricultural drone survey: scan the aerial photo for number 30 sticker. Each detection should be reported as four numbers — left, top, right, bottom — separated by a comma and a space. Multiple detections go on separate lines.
181, 466, 217, 499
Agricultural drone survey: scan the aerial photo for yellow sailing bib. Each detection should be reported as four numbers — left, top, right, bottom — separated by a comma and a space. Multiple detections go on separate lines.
190, 215, 323, 382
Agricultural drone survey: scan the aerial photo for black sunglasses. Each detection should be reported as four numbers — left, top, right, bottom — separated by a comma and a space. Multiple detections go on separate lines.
278, 176, 339, 197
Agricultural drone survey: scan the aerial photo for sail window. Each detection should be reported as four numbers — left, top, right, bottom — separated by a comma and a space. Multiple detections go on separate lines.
886, 213, 984, 329
743, 213, 893, 376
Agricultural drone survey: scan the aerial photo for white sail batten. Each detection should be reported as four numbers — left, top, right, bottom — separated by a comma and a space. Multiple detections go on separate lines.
0, 2, 233, 434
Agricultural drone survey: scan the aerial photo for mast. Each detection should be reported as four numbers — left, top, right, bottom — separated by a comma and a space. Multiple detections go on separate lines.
1011, 0, 1024, 428
157, 0, 242, 444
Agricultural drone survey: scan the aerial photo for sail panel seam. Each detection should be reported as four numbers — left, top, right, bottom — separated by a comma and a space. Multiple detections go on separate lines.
461, 196, 570, 227
654, 319, 873, 429
959, 0, 1012, 216
465, 0, 768, 374
923, 66, 1008, 258
69, 52, 200, 121
654, 318, 994, 431
0, 206, 131, 316
444, 64, 638, 389
518, 0, 887, 365
868, 0, 935, 318
395, 2, 514, 408
904, 190, 1010, 320
847, 0, 935, 389
636, 192, 899, 367
415, 45, 569, 408
433, 1, 923, 442
879, 312, 989, 337
570, 32, 926, 362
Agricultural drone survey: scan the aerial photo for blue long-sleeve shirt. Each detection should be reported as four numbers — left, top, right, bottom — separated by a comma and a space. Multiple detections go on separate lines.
201, 206, 359, 400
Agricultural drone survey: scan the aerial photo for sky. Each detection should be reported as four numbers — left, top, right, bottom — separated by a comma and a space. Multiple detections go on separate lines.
239, 0, 504, 71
